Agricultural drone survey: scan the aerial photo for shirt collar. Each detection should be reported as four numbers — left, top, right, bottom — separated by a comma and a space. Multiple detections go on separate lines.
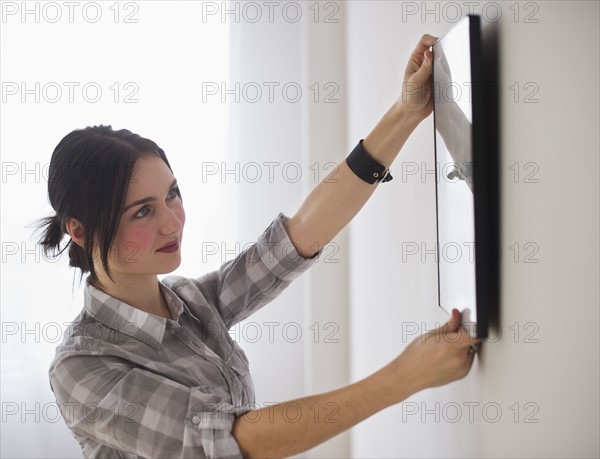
83, 277, 185, 348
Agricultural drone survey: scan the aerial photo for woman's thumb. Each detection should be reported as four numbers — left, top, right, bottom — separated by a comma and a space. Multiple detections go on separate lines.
441, 308, 462, 334
410, 51, 433, 85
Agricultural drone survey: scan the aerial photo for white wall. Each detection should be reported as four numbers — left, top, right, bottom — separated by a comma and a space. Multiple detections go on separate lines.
346, 1, 599, 457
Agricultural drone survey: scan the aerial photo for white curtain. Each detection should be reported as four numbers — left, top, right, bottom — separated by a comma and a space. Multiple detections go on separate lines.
227, 2, 351, 456
1, 3, 230, 457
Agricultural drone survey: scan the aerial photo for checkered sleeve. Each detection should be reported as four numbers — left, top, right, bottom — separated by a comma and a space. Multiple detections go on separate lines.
48, 348, 248, 458
193, 212, 321, 329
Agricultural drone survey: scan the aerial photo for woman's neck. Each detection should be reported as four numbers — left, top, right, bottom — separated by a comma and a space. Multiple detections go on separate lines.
94, 273, 172, 320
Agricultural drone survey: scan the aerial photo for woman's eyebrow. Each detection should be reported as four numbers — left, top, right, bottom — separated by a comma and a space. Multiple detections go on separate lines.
122, 178, 178, 213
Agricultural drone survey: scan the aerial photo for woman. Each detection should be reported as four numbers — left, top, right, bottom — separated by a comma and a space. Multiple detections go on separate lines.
37, 34, 480, 458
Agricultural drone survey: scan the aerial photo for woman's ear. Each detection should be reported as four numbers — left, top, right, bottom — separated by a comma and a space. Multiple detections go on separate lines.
65, 217, 85, 248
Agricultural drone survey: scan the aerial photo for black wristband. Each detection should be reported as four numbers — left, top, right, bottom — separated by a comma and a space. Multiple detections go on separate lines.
345, 139, 393, 184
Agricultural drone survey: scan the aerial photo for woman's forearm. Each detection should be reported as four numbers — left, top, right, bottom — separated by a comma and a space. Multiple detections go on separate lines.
232, 363, 416, 458
232, 308, 479, 458
285, 103, 421, 259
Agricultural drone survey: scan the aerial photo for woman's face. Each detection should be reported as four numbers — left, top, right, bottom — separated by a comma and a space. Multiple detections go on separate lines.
99, 154, 186, 279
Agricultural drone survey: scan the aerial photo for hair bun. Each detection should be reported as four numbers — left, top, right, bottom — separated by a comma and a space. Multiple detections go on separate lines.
53, 214, 63, 231
33, 213, 67, 259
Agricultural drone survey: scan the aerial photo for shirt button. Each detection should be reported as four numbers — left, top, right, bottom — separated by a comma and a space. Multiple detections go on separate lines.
192, 415, 201, 425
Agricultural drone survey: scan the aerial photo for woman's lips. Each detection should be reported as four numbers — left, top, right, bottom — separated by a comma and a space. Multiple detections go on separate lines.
156, 240, 179, 253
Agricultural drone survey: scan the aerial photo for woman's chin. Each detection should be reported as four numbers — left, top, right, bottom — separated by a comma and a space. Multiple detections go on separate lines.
157, 258, 182, 275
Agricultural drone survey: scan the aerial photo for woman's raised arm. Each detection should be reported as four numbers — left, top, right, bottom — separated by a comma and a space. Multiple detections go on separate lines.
285, 34, 437, 258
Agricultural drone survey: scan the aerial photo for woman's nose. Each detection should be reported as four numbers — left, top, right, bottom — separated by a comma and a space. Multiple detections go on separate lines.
160, 206, 184, 235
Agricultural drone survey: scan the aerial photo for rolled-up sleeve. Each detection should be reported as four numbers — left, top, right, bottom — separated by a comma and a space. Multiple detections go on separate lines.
49, 350, 248, 458
193, 212, 321, 328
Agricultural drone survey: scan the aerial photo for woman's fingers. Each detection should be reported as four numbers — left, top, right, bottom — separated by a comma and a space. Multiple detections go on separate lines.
413, 34, 438, 55
405, 34, 438, 76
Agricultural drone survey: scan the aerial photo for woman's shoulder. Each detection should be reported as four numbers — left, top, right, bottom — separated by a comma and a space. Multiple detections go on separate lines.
52, 309, 107, 353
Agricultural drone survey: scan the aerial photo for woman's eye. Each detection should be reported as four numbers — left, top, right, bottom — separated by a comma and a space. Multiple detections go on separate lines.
134, 206, 150, 219
133, 187, 179, 219
167, 187, 179, 200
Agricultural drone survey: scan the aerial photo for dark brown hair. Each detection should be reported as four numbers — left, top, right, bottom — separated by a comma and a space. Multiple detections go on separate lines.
31, 125, 182, 290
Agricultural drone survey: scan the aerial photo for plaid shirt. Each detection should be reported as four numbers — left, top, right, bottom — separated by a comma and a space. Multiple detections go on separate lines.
49, 212, 319, 458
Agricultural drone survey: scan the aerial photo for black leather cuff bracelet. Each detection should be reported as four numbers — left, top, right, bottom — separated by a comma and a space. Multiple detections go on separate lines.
345, 139, 393, 184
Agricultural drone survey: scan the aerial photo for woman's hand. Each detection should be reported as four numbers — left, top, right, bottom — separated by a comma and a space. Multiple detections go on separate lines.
233, 309, 481, 458
397, 34, 438, 124
374, 308, 481, 403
